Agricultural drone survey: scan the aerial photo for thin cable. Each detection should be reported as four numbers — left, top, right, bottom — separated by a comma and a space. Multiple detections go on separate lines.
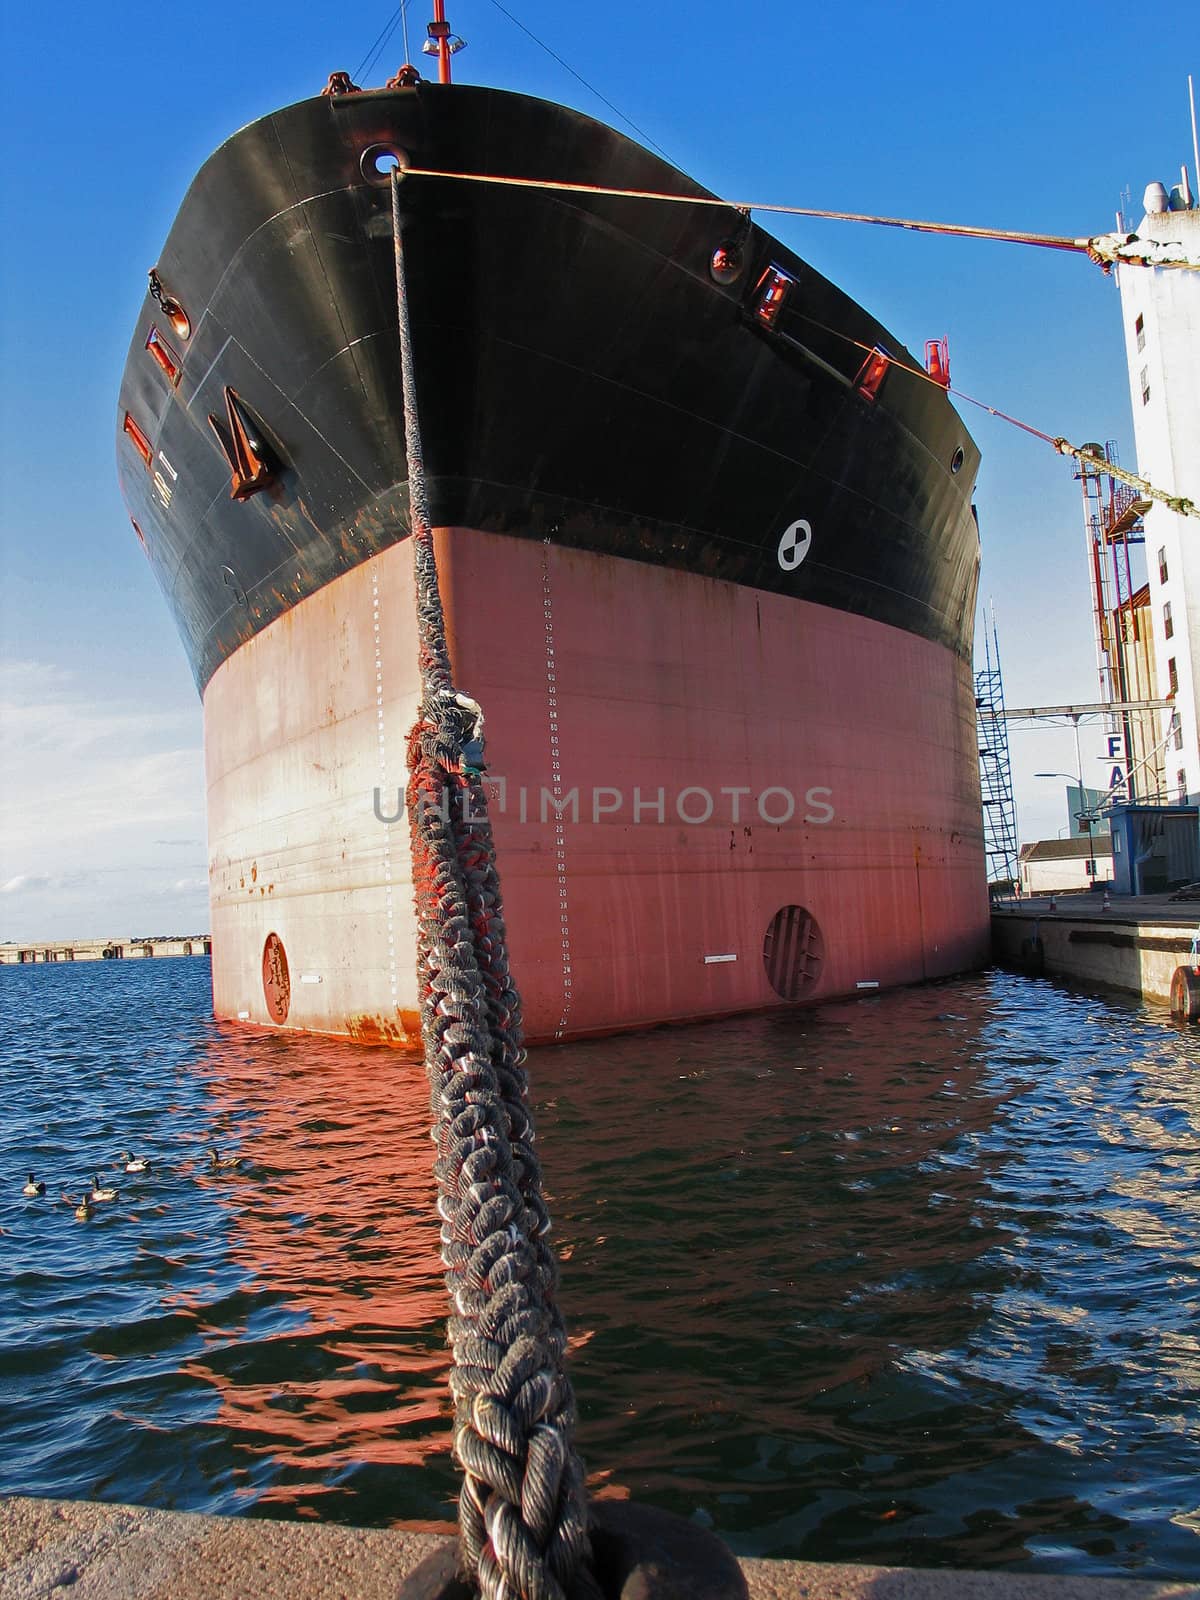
393, 163, 1198, 511
399, 163, 1086, 250
357, 5, 406, 84
784, 314, 1196, 513
803, 310, 1058, 435
365, 12, 406, 82
486, 0, 672, 161
394, 165, 1200, 270
951, 389, 1056, 443
401, 0, 411, 68
354, 6, 402, 83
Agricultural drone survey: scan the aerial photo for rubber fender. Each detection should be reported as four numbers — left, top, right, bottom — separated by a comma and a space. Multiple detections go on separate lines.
1170, 966, 1200, 1023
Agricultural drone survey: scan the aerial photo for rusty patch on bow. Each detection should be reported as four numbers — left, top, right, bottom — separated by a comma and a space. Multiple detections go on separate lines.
346, 1009, 422, 1051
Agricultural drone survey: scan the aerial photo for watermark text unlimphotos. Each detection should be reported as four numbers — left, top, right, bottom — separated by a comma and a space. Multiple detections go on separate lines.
373, 781, 834, 827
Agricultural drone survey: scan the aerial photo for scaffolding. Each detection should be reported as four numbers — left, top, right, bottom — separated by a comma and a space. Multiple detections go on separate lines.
1075, 440, 1164, 801
975, 615, 1020, 887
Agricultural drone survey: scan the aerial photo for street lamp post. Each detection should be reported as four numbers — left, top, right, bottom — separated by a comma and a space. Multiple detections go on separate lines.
1036, 768, 1097, 883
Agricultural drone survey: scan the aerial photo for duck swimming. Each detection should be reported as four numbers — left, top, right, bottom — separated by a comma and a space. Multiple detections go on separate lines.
116, 1151, 151, 1174
205, 1147, 244, 1171
64, 1192, 93, 1221
89, 1175, 119, 1203
22, 1173, 46, 1197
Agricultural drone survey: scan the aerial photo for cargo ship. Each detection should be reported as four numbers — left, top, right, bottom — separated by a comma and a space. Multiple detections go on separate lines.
116, 39, 988, 1048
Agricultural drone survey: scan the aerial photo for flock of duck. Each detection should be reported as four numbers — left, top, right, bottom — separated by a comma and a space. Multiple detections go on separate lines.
20, 1148, 247, 1220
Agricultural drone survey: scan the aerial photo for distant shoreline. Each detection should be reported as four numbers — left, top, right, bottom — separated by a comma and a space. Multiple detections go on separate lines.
1, 936, 210, 965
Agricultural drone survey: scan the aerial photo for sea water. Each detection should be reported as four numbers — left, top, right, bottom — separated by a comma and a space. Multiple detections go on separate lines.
1, 958, 1199, 1581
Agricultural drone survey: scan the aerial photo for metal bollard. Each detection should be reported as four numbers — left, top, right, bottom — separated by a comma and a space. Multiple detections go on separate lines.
397, 1502, 750, 1599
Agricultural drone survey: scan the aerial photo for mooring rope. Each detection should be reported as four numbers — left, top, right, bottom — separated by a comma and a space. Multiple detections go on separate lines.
395, 163, 1200, 272
391, 170, 598, 1600
787, 306, 1200, 521
389, 160, 1196, 517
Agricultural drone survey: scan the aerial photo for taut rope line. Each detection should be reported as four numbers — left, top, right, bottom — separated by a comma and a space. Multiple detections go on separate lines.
786, 307, 1199, 520
393, 163, 1196, 517
395, 164, 1200, 272
391, 169, 597, 1600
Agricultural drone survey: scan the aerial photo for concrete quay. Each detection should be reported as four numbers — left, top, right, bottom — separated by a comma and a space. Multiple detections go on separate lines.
1, 1497, 1196, 1600
0, 936, 210, 965
991, 891, 1200, 1005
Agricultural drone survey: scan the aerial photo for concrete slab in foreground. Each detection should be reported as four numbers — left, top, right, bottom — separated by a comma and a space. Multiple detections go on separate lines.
1, 1497, 1196, 1600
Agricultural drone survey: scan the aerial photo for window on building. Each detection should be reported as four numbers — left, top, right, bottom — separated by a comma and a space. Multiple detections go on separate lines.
1172, 710, 1184, 750
1169, 657, 1179, 695
1165, 601, 1174, 639
1179, 769, 1188, 803
1159, 546, 1169, 584
1141, 366, 1151, 405
1135, 312, 1145, 351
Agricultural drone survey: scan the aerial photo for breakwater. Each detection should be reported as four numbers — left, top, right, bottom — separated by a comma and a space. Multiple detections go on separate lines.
1, 936, 210, 964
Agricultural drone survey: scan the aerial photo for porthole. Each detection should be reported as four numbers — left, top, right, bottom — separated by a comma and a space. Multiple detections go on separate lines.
361, 145, 408, 184
950, 445, 965, 475
762, 904, 824, 1000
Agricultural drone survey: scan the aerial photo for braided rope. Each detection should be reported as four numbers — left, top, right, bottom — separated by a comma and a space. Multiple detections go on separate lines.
391, 172, 597, 1600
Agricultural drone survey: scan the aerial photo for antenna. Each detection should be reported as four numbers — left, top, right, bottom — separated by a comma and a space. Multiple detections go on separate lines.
1190, 74, 1199, 209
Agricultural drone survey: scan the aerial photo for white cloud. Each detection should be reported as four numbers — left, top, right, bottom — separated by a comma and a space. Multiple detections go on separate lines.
0, 660, 207, 938
1, 873, 50, 894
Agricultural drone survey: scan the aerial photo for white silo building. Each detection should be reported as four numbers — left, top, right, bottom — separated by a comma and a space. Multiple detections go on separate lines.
1115, 171, 1200, 802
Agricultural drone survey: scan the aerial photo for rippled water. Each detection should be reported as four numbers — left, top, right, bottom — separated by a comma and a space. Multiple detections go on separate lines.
2, 959, 1199, 1582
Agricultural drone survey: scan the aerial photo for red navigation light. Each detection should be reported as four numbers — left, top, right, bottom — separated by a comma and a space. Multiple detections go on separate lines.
925, 336, 950, 388
752, 265, 795, 329
123, 411, 153, 467
854, 347, 891, 403
145, 325, 182, 387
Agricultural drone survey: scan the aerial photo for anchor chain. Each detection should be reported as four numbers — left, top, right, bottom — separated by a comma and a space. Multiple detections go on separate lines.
391, 170, 598, 1600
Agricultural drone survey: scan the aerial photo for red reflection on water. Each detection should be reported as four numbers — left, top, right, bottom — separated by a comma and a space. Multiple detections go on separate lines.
172, 1025, 453, 1517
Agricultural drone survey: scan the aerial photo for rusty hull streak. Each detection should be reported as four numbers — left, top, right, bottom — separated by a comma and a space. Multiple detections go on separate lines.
346, 1010, 422, 1051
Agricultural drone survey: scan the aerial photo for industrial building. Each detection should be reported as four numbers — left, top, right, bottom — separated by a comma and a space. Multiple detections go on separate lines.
989, 157, 1199, 896
1114, 176, 1200, 806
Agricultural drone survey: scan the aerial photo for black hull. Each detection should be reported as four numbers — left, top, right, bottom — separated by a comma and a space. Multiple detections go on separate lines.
117, 83, 980, 694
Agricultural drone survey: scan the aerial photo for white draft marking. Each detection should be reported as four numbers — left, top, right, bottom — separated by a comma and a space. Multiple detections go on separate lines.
777, 518, 813, 571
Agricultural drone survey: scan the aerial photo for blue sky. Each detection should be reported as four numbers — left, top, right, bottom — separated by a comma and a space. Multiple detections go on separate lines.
0, 0, 1195, 937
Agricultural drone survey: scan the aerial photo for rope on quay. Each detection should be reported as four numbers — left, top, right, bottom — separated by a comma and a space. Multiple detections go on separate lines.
393, 163, 1200, 272
390, 170, 598, 1600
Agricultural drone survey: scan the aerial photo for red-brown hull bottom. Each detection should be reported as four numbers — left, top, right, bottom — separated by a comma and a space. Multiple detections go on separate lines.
203, 530, 988, 1047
